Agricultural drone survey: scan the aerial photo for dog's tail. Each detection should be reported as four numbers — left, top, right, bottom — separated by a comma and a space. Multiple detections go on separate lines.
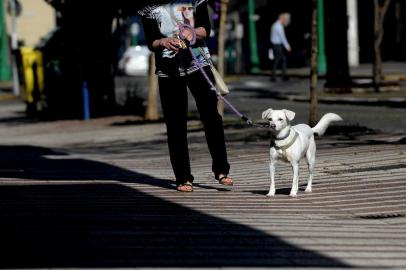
312, 113, 343, 136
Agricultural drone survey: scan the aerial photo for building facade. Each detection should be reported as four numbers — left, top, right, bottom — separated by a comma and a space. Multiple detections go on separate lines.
6, 0, 55, 47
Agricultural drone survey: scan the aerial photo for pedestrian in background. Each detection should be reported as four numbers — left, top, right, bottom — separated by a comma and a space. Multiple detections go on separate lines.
270, 13, 291, 81
140, 0, 233, 192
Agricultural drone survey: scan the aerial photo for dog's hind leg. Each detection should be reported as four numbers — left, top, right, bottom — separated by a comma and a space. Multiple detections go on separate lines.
266, 160, 276, 197
305, 136, 316, 193
289, 161, 299, 197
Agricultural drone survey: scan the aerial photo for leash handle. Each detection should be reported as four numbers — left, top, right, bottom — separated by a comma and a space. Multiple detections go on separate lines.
178, 23, 197, 46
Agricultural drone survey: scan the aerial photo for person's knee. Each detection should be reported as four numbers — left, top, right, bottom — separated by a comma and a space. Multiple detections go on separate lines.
201, 111, 223, 128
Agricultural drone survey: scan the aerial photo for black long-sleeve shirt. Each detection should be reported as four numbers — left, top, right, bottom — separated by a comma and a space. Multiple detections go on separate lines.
140, 0, 212, 77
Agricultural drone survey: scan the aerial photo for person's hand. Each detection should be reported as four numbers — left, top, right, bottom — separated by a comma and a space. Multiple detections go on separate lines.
287, 47, 292, 53
159, 37, 182, 52
181, 28, 194, 41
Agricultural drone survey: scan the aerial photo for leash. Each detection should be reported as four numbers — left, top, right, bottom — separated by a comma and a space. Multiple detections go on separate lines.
178, 23, 267, 128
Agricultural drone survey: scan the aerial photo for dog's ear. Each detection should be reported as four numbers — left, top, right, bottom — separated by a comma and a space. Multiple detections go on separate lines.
283, 109, 295, 122
262, 109, 273, 120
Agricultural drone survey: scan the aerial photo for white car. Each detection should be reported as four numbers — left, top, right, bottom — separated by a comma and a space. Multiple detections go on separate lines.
119, 45, 151, 76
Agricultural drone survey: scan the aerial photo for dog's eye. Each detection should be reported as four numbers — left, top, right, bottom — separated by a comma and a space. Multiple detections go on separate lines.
278, 118, 283, 121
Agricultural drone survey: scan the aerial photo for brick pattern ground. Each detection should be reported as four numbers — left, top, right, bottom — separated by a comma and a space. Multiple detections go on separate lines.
0, 100, 406, 269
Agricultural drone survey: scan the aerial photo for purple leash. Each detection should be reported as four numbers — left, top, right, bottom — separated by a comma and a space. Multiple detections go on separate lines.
178, 23, 254, 126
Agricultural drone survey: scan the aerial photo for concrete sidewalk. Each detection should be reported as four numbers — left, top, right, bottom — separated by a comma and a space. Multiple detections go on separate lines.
267, 62, 406, 80
0, 99, 406, 269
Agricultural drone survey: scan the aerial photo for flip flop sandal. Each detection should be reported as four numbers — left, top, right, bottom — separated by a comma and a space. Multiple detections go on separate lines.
176, 181, 193, 192
215, 175, 234, 186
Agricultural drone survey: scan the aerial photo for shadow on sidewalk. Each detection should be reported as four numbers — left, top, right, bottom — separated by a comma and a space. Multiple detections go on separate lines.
0, 145, 350, 268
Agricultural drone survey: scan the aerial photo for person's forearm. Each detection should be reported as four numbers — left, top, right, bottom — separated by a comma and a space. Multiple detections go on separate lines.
279, 29, 291, 50
152, 39, 162, 50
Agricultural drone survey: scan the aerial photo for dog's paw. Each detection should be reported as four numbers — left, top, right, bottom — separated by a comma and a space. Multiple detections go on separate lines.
266, 192, 275, 197
289, 193, 298, 198
305, 187, 312, 193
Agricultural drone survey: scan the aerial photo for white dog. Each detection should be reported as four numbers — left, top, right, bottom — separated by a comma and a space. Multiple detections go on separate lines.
262, 109, 342, 197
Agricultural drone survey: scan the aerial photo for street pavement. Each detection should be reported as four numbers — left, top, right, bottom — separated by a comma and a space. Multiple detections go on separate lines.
0, 73, 406, 269
225, 76, 406, 133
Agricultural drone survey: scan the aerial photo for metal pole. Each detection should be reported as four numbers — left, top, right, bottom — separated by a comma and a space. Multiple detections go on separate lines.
317, 0, 327, 75
347, 0, 359, 67
10, 0, 20, 96
248, 0, 260, 73
0, 0, 11, 81
82, 81, 90, 120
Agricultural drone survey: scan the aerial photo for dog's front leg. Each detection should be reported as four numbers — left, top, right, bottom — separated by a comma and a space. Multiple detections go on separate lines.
266, 160, 276, 197
290, 162, 299, 197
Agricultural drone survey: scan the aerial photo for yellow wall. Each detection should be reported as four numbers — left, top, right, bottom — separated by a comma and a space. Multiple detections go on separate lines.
6, 0, 55, 47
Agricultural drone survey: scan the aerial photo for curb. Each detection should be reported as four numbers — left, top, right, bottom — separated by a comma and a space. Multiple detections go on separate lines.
279, 94, 406, 107
0, 94, 19, 101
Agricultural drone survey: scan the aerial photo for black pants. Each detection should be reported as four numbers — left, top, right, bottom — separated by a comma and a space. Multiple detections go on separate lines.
158, 67, 230, 185
272, 44, 287, 80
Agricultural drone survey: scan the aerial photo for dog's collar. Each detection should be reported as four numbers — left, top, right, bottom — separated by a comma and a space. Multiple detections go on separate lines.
271, 128, 298, 151
273, 128, 291, 140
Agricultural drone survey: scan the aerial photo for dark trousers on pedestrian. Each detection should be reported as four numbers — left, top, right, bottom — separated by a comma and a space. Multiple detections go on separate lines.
158, 67, 230, 185
272, 44, 287, 80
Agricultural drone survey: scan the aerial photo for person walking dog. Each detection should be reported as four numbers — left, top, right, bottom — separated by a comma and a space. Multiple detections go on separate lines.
270, 13, 291, 81
139, 0, 233, 192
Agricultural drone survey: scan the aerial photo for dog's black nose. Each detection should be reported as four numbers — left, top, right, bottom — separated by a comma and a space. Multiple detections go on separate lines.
270, 124, 276, 128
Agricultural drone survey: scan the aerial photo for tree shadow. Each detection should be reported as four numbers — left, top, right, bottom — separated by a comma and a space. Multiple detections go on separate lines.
0, 145, 350, 268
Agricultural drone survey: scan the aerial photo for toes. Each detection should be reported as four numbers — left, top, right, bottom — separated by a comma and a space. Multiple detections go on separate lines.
305, 188, 312, 193
177, 184, 193, 192
219, 176, 234, 186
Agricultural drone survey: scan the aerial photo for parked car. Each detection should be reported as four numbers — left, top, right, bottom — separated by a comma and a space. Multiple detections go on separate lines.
118, 45, 151, 76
